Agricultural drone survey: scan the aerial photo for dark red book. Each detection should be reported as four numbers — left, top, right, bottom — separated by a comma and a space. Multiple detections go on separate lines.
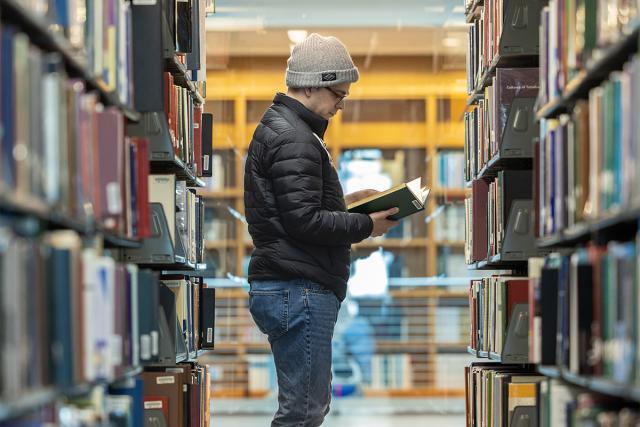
164, 72, 176, 148
132, 138, 151, 238
504, 278, 529, 323
495, 68, 539, 142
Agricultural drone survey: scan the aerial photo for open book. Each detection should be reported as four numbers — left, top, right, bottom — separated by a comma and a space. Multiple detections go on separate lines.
347, 177, 431, 221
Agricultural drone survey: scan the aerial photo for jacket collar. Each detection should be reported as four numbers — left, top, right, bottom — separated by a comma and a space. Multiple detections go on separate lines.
273, 93, 328, 139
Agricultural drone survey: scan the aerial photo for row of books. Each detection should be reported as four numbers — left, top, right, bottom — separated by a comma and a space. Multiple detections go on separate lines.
463, 68, 538, 182
0, 27, 151, 238
539, 0, 639, 105
531, 236, 640, 384
464, 170, 532, 263
467, 370, 640, 427
540, 379, 640, 426
149, 175, 205, 263
16, 0, 135, 104
465, 363, 543, 427
435, 150, 465, 189
163, 275, 215, 355
369, 354, 413, 390
468, 276, 529, 354
465, 0, 510, 91
164, 72, 205, 172
537, 55, 640, 236
433, 204, 465, 242
0, 228, 217, 400
0, 229, 162, 398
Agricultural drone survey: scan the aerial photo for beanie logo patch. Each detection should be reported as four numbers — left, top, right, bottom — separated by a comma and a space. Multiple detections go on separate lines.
321, 72, 337, 81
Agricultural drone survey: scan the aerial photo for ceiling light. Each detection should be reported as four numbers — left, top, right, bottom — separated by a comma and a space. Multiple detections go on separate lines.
442, 37, 461, 48
287, 30, 308, 44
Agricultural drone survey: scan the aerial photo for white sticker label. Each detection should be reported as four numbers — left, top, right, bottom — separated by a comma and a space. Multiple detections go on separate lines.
140, 335, 151, 360
194, 123, 200, 129
156, 376, 175, 385
132, 0, 157, 5
106, 182, 122, 214
203, 155, 210, 170
144, 401, 163, 409
151, 331, 159, 356
207, 327, 213, 343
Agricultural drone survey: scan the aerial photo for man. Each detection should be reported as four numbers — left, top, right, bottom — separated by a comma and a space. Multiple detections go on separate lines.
244, 33, 398, 426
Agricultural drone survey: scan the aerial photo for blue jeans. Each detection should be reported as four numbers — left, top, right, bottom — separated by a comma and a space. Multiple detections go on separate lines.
249, 279, 340, 427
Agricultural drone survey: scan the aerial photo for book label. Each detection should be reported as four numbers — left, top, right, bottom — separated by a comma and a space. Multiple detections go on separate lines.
106, 182, 122, 214
140, 334, 151, 360
207, 327, 213, 343
144, 401, 163, 409
156, 376, 175, 385
151, 331, 159, 355
132, 0, 157, 4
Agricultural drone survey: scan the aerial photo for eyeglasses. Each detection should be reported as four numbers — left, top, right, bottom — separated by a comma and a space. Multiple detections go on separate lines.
322, 87, 348, 103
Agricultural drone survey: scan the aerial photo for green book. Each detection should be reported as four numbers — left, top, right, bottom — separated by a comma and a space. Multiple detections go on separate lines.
347, 177, 431, 221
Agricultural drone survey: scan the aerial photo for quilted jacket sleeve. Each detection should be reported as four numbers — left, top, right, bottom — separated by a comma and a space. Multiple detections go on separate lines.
268, 131, 373, 246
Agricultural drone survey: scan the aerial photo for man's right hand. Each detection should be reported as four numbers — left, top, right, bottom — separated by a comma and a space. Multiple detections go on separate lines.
369, 207, 400, 237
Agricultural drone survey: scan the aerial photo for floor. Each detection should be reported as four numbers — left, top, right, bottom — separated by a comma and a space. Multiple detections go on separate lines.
214, 414, 466, 427
212, 396, 466, 426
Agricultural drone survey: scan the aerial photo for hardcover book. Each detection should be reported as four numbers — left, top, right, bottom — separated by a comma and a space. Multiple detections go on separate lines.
347, 177, 430, 221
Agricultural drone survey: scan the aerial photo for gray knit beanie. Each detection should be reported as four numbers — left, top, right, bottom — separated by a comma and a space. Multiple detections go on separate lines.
286, 33, 359, 88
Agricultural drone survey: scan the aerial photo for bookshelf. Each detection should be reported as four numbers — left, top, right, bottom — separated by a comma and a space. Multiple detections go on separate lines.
0, 0, 214, 425
201, 286, 470, 398
525, 0, 640, 422
463, 0, 550, 425
466, 0, 640, 424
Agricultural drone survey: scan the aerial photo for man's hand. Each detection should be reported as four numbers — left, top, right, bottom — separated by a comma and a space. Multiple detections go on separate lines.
344, 188, 379, 206
369, 207, 400, 237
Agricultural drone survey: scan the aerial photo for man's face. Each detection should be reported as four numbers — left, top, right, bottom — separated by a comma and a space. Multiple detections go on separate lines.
306, 82, 351, 120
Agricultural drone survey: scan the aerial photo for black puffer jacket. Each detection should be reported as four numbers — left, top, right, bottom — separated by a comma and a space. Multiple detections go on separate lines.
244, 93, 373, 300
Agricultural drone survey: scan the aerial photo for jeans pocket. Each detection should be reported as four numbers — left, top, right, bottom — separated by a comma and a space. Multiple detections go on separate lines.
248, 290, 289, 341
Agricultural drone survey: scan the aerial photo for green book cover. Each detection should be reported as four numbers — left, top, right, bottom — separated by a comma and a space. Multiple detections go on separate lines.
347, 177, 430, 221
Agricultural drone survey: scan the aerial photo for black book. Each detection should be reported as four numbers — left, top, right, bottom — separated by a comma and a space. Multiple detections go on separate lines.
199, 287, 215, 349
201, 113, 213, 177
176, 0, 192, 54
539, 264, 559, 365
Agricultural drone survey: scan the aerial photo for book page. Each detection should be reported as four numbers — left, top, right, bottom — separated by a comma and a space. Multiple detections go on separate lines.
405, 177, 423, 204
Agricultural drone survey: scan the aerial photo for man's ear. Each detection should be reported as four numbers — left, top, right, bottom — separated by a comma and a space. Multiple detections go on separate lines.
304, 87, 314, 98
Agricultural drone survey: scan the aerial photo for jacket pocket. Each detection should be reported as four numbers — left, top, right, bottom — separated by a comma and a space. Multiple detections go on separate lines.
248, 290, 289, 341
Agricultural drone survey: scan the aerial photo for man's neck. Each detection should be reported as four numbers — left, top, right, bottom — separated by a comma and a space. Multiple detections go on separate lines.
286, 90, 311, 110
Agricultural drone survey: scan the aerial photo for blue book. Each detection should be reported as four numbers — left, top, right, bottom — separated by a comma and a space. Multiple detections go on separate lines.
110, 377, 145, 427
1, 27, 15, 187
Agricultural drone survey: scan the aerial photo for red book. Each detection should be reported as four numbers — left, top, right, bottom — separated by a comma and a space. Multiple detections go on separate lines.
164, 73, 176, 148
132, 138, 151, 238
505, 278, 529, 323
193, 105, 203, 176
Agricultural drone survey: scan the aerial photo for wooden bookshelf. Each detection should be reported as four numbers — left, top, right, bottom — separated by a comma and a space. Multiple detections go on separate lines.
208, 286, 469, 397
